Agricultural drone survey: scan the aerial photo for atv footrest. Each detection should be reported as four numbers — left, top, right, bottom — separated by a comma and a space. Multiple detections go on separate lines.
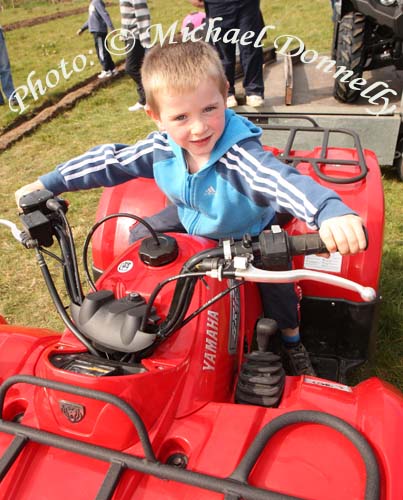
309, 355, 363, 383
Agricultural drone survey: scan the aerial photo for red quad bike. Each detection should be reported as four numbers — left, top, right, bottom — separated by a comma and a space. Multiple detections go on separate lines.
0, 118, 401, 500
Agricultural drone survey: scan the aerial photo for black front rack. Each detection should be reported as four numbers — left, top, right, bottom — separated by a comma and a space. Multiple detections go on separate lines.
0, 375, 379, 500
239, 113, 368, 184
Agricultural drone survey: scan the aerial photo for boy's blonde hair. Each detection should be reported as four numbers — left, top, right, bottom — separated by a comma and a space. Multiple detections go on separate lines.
141, 40, 228, 113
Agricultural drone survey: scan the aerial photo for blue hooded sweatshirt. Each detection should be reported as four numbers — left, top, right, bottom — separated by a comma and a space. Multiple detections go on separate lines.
40, 110, 354, 239
80, 0, 114, 34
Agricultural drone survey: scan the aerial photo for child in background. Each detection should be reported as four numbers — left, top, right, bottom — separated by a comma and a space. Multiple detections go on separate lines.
77, 0, 117, 79
15, 41, 367, 376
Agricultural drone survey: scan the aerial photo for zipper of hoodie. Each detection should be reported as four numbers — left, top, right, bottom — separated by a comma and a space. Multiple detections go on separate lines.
184, 173, 200, 234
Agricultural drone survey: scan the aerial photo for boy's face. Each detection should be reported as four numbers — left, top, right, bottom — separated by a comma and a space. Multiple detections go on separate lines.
146, 78, 227, 169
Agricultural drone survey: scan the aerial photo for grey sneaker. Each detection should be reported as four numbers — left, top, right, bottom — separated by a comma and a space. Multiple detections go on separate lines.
282, 343, 316, 376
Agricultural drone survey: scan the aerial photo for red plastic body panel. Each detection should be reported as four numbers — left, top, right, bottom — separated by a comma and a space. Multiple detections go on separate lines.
93, 234, 259, 418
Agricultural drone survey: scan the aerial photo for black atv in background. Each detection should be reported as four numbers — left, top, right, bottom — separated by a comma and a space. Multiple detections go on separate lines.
332, 0, 403, 103
332, 0, 403, 180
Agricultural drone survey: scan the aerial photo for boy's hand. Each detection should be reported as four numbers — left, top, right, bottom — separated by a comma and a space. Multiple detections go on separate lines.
15, 181, 45, 211
319, 214, 367, 255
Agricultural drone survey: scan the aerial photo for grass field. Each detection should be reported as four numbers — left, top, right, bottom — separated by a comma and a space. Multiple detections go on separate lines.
0, 0, 402, 389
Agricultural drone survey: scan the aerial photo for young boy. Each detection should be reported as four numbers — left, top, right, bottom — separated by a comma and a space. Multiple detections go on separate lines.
77, 0, 117, 79
15, 41, 366, 376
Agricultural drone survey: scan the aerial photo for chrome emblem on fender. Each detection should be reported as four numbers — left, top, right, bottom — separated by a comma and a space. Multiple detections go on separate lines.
59, 400, 85, 423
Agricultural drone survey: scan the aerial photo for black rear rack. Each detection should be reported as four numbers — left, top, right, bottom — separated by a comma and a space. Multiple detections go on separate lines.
0, 375, 379, 500
239, 112, 368, 184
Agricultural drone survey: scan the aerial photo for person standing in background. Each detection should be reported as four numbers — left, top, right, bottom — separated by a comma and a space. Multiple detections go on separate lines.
0, 26, 17, 108
189, 0, 265, 108
77, 0, 117, 79
120, 0, 151, 111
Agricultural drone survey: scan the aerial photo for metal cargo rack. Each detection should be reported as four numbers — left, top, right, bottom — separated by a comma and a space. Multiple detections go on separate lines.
239, 112, 369, 184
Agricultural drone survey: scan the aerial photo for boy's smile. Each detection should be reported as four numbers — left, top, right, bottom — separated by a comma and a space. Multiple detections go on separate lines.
146, 79, 227, 172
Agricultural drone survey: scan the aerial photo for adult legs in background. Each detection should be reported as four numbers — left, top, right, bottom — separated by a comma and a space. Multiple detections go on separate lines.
0, 28, 16, 104
205, 0, 264, 99
125, 40, 146, 108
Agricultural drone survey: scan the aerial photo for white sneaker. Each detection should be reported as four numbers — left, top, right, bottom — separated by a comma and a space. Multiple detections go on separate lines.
226, 95, 238, 108
98, 70, 112, 79
128, 102, 145, 112
246, 95, 264, 107
111, 68, 119, 76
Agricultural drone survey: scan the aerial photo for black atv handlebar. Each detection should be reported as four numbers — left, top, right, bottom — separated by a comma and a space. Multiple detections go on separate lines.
288, 232, 329, 256
233, 227, 368, 271
258, 230, 328, 270
288, 227, 369, 255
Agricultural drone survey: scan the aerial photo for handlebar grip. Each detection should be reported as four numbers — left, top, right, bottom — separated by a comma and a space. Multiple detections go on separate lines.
288, 233, 328, 256
288, 227, 369, 256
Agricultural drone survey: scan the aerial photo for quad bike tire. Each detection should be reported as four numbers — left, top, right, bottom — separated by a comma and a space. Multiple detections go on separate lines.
334, 12, 367, 103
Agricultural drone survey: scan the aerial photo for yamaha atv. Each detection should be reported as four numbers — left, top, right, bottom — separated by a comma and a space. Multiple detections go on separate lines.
0, 122, 401, 499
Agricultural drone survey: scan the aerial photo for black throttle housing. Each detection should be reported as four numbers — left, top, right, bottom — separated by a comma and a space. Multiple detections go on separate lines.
258, 229, 290, 270
19, 189, 68, 248
258, 229, 330, 269
19, 189, 55, 215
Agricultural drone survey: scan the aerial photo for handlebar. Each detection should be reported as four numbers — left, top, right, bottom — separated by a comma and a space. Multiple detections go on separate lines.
196, 228, 374, 303
288, 232, 329, 256
257, 227, 368, 268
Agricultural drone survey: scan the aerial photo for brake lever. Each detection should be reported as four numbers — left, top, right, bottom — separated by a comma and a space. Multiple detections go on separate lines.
206, 264, 377, 302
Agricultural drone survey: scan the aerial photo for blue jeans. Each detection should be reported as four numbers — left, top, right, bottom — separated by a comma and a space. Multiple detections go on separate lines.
205, 0, 264, 97
0, 28, 15, 103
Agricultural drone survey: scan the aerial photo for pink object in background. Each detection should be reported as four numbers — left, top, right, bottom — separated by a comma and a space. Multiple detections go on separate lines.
181, 11, 206, 32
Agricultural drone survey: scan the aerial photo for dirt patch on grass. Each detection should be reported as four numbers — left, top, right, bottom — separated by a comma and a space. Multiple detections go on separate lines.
0, 65, 124, 152
3, 3, 113, 31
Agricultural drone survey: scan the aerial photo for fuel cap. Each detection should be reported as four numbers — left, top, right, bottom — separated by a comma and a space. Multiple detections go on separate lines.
139, 234, 178, 267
